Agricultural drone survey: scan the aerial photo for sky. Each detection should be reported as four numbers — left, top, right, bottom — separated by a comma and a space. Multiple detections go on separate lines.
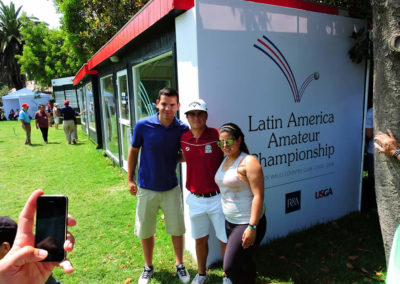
2, 0, 61, 29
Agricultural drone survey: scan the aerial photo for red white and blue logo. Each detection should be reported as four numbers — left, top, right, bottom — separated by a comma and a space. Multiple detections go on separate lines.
254, 35, 319, 103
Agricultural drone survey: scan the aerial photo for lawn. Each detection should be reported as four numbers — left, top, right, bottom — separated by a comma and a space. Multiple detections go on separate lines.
0, 120, 386, 283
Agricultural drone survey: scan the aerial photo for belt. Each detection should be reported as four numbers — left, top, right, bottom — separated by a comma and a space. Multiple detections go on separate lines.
192, 191, 220, 198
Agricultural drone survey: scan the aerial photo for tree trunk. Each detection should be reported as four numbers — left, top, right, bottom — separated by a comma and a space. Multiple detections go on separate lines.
372, 0, 400, 263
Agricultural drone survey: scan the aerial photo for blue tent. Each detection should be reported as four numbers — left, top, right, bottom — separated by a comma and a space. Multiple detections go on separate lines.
2, 88, 51, 120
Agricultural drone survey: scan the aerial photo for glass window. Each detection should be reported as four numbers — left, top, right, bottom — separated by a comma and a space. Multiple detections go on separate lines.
133, 53, 173, 120
77, 87, 86, 126
100, 75, 119, 161
54, 91, 65, 106
118, 74, 129, 121
85, 82, 96, 131
65, 89, 78, 108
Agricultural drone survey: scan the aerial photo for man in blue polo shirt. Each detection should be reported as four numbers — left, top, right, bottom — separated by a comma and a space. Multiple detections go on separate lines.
18, 104, 31, 145
128, 88, 190, 284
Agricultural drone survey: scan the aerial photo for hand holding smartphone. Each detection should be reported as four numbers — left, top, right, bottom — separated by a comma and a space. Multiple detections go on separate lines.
35, 195, 68, 262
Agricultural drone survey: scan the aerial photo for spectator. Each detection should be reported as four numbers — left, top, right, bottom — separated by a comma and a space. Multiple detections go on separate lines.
8, 109, 15, 120
35, 104, 50, 144
59, 100, 79, 144
18, 104, 31, 146
53, 103, 60, 130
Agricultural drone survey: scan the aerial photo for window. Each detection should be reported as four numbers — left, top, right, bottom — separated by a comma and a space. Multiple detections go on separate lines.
100, 75, 119, 161
133, 53, 173, 120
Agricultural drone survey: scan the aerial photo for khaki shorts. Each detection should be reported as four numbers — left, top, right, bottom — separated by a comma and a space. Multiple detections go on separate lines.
134, 185, 185, 239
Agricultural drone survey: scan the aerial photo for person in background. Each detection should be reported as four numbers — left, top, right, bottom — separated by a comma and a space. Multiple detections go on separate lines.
215, 123, 266, 284
127, 88, 190, 284
374, 129, 400, 160
180, 99, 227, 284
35, 104, 50, 144
0, 190, 76, 284
8, 109, 15, 120
46, 104, 54, 127
53, 103, 60, 130
19, 104, 31, 145
0, 216, 17, 260
59, 100, 79, 144
0, 216, 62, 284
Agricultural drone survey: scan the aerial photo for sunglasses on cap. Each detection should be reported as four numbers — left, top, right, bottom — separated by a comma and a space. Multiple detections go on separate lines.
216, 138, 235, 147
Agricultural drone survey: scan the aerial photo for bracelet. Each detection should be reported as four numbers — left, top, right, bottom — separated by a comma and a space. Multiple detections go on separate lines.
394, 148, 400, 158
247, 224, 257, 231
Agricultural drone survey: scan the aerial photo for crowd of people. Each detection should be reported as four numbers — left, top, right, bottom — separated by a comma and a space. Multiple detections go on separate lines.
2, 87, 400, 284
14, 100, 81, 146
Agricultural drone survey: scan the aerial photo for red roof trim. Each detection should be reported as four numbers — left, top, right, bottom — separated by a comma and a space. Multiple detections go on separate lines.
86, 0, 194, 71
73, 64, 98, 86
245, 0, 338, 15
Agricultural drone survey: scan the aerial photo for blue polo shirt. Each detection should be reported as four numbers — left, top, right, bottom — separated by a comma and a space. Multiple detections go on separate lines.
131, 113, 189, 191
18, 110, 30, 123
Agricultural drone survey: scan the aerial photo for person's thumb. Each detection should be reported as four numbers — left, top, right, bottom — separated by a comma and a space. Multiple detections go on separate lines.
9, 246, 48, 266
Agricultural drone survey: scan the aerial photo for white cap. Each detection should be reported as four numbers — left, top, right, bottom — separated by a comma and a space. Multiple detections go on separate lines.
184, 99, 208, 114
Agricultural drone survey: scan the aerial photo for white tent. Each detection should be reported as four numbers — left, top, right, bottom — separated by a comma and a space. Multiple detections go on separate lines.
2, 88, 52, 120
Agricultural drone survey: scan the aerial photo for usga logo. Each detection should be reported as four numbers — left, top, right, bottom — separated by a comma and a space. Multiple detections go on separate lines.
285, 190, 301, 214
315, 187, 333, 199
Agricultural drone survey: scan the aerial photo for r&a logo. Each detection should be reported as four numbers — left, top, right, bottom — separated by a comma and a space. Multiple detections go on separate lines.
285, 190, 301, 214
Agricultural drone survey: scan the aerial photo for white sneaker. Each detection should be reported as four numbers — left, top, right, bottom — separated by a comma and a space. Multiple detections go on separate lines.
222, 276, 232, 284
176, 264, 190, 283
138, 265, 153, 284
192, 273, 208, 284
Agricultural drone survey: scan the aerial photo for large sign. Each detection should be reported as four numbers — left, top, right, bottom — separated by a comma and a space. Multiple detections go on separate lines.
176, 0, 366, 261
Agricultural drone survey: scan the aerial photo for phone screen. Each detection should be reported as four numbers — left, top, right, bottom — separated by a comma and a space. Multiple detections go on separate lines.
35, 195, 68, 262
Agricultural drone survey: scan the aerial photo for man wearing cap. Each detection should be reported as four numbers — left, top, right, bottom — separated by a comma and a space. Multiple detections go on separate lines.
19, 104, 31, 145
60, 100, 79, 144
128, 87, 191, 284
180, 99, 227, 284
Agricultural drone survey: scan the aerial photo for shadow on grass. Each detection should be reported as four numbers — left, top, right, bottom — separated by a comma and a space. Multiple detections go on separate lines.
29, 144, 44, 147
253, 210, 385, 283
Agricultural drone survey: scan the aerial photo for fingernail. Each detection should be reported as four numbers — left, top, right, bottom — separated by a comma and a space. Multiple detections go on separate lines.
37, 249, 48, 257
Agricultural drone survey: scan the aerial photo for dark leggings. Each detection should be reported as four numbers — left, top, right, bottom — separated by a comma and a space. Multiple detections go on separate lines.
40, 127, 48, 142
223, 215, 267, 284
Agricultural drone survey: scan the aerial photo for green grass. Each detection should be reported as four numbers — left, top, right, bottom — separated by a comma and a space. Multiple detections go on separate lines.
0, 121, 386, 283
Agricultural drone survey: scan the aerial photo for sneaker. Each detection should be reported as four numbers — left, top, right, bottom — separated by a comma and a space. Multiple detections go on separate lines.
176, 264, 190, 283
222, 276, 232, 284
192, 273, 208, 284
138, 265, 153, 284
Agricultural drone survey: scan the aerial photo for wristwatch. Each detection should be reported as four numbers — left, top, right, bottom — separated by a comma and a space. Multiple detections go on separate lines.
394, 148, 400, 158
248, 224, 257, 231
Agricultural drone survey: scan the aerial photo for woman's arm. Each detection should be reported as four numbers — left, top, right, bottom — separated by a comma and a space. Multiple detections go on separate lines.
239, 155, 265, 248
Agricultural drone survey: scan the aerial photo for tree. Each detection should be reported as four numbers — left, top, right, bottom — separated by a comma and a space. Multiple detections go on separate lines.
17, 20, 79, 87
55, 0, 149, 63
0, 1, 25, 89
371, 0, 400, 262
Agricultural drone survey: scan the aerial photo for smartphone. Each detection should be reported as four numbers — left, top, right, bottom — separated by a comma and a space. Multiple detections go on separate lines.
35, 195, 68, 262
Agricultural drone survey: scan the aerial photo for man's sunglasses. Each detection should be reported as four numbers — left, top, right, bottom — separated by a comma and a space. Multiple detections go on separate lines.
216, 139, 235, 147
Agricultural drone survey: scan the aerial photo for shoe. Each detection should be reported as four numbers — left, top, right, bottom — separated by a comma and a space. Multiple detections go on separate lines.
222, 276, 232, 284
192, 273, 208, 284
176, 264, 190, 283
45, 141, 48, 144
72, 140, 76, 144
138, 265, 153, 284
